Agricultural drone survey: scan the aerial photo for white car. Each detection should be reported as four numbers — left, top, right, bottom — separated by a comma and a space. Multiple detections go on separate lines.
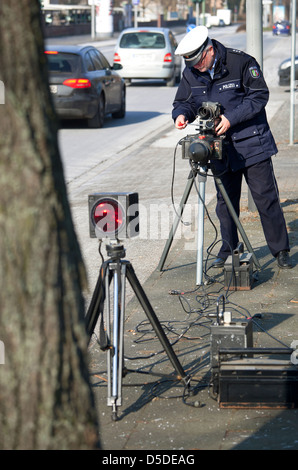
113, 27, 181, 87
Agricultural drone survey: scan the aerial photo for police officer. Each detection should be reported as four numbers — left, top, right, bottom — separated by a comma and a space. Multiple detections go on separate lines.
172, 26, 292, 269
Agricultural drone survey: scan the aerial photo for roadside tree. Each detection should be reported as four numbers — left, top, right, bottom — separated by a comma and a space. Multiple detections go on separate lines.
0, 0, 99, 450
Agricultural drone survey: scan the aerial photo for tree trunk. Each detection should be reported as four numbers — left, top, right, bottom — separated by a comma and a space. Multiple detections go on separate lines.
0, 0, 99, 449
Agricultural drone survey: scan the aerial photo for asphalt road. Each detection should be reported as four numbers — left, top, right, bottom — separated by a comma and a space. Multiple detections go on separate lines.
59, 25, 287, 186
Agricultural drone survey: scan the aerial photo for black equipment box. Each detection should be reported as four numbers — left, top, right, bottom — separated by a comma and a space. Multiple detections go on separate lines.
217, 348, 298, 409
210, 319, 253, 369
224, 252, 253, 290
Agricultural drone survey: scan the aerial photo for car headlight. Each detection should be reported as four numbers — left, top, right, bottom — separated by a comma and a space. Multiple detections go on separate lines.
280, 61, 290, 70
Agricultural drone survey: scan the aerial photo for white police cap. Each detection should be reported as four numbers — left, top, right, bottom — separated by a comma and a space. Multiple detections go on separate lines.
175, 26, 209, 67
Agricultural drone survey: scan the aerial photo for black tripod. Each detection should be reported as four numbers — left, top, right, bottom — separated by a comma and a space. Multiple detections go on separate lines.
157, 162, 261, 282
85, 241, 189, 421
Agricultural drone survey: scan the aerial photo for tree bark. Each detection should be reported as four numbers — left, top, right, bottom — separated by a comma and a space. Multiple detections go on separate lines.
0, 0, 99, 449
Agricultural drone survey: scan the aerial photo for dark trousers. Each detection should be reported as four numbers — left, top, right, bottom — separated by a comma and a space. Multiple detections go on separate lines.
215, 158, 290, 259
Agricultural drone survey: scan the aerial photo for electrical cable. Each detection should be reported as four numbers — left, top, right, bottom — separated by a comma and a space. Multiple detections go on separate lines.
88, 130, 292, 413
170, 137, 192, 225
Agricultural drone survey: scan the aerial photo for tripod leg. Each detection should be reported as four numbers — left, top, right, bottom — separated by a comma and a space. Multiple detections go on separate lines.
157, 175, 194, 271
214, 175, 262, 270
85, 262, 109, 342
106, 268, 112, 409
117, 263, 127, 409
196, 170, 207, 285
125, 262, 188, 384
105, 261, 127, 421
108, 261, 127, 421
111, 266, 120, 411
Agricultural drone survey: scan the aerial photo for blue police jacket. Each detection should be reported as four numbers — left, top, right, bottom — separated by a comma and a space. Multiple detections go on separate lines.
172, 39, 278, 171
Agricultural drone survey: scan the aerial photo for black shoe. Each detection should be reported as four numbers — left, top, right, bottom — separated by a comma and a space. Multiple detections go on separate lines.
277, 250, 293, 269
212, 257, 226, 268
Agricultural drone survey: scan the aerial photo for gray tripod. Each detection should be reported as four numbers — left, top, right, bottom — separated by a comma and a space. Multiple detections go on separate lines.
157, 163, 261, 284
85, 241, 189, 421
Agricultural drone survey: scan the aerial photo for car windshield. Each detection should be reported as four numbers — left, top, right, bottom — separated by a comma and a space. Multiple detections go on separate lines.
120, 32, 166, 49
46, 52, 80, 74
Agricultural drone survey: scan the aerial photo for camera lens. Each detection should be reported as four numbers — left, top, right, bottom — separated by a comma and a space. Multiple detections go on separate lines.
198, 105, 212, 119
188, 140, 211, 165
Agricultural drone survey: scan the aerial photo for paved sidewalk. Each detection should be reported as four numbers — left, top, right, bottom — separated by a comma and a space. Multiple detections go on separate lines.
85, 80, 298, 452
59, 24, 298, 453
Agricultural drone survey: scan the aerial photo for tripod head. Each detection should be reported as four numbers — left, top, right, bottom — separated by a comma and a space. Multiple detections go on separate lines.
105, 240, 126, 260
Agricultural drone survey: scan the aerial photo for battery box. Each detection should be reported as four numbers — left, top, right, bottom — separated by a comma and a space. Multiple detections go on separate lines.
218, 356, 298, 409
224, 252, 253, 290
210, 318, 253, 370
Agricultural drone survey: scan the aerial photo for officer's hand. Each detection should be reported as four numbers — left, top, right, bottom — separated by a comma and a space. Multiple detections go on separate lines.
175, 115, 188, 129
215, 115, 230, 135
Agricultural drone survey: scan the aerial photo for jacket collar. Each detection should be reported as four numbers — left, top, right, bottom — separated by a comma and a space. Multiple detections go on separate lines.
211, 39, 228, 78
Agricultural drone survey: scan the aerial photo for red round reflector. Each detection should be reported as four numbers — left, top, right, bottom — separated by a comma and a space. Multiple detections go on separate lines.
92, 198, 124, 236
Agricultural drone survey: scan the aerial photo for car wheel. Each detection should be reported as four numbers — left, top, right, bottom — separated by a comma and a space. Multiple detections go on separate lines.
88, 94, 105, 128
112, 87, 126, 119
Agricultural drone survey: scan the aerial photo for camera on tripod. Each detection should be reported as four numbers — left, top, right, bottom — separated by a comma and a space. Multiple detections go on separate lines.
181, 102, 225, 166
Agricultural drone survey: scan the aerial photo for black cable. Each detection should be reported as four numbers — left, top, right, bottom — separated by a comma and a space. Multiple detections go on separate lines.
170, 137, 193, 225
97, 239, 105, 264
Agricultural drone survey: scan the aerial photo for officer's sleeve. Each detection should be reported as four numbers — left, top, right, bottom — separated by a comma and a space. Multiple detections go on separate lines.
172, 71, 198, 123
223, 57, 269, 128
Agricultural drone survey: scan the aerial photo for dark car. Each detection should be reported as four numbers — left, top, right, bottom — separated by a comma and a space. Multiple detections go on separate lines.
45, 45, 126, 128
278, 55, 298, 85
272, 20, 291, 36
